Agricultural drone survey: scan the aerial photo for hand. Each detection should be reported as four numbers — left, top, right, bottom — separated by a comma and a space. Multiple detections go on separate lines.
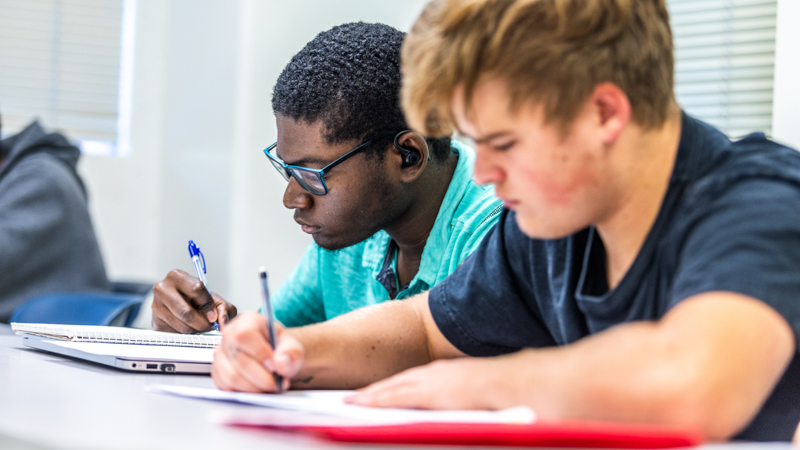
212, 312, 304, 393
345, 357, 507, 410
152, 269, 237, 333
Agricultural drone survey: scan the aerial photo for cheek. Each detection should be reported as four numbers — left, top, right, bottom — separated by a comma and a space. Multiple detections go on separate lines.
518, 154, 598, 207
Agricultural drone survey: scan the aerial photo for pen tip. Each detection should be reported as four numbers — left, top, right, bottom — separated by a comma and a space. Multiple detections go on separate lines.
259, 267, 267, 278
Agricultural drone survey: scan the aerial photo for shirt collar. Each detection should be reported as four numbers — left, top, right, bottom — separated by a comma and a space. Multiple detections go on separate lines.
365, 141, 477, 290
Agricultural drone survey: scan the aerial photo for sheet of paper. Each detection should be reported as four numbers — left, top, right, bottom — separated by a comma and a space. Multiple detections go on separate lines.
147, 384, 535, 425
48, 341, 214, 362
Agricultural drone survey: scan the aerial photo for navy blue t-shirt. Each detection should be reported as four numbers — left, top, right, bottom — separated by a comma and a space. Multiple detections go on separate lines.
429, 113, 800, 441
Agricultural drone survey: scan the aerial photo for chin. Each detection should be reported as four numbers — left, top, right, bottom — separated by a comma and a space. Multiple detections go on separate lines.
312, 233, 363, 252
515, 213, 582, 240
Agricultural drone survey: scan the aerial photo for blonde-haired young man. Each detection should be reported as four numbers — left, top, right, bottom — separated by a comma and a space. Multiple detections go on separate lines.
212, 0, 800, 441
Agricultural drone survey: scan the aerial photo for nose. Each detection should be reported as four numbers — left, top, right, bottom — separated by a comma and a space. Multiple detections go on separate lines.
472, 146, 505, 187
283, 177, 313, 210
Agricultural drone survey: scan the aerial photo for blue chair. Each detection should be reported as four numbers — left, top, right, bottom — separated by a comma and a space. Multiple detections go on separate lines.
10, 289, 150, 327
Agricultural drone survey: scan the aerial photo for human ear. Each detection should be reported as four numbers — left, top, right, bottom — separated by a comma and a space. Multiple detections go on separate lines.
590, 83, 631, 145
393, 131, 429, 182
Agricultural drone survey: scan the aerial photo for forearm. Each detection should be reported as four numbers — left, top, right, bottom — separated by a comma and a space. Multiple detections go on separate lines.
289, 293, 436, 389
492, 293, 794, 440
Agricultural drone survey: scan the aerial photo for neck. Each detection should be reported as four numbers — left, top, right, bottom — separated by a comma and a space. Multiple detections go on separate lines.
386, 153, 459, 285
595, 107, 683, 289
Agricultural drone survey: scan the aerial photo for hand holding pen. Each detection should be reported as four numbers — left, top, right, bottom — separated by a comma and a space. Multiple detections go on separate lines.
213, 311, 301, 393
150, 241, 238, 333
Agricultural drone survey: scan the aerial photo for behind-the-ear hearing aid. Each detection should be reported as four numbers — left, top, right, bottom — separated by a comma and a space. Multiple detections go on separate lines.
393, 131, 422, 167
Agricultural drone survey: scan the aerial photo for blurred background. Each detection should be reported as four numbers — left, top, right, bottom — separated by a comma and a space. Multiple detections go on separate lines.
0, 0, 798, 313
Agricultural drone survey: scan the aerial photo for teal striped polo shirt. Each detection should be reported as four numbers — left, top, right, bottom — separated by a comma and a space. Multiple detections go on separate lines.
273, 141, 502, 327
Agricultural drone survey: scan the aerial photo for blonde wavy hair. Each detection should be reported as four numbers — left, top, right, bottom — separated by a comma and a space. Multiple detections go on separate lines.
401, 0, 675, 137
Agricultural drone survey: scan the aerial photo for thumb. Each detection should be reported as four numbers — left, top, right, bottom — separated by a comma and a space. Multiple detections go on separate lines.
272, 332, 304, 378
214, 302, 228, 326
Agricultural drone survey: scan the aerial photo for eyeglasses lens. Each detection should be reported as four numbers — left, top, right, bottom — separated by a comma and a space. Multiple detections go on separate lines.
292, 169, 326, 195
267, 150, 290, 181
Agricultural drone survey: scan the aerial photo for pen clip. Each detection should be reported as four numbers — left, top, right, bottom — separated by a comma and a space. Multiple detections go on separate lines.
187, 240, 207, 274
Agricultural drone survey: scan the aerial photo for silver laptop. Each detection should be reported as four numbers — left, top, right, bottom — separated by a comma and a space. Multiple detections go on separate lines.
23, 336, 213, 374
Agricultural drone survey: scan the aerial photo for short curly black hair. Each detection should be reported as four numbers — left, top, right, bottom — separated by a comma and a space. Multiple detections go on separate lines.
272, 22, 451, 162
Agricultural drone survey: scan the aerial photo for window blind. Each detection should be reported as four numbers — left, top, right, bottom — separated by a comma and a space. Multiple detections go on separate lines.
669, 0, 778, 138
0, 0, 133, 154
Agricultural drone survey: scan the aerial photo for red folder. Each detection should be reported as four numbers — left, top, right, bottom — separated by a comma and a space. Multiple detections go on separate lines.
266, 421, 703, 448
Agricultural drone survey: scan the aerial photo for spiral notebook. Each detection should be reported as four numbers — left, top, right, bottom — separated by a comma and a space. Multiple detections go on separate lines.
12, 323, 218, 374
11, 323, 221, 347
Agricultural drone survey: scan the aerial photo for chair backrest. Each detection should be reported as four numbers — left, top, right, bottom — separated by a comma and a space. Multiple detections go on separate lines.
10, 292, 146, 327
110, 281, 154, 296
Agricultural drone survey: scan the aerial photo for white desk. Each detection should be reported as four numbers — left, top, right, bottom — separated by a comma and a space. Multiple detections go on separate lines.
0, 324, 793, 450
0, 325, 360, 450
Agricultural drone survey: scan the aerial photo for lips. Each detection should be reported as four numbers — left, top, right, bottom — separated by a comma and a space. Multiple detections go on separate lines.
294, 218, 321, 234
498, 197, 520, 209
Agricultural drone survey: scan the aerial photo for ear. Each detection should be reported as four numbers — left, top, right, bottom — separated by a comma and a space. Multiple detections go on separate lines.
392, 131, 429, 182
589, 83, 631, 145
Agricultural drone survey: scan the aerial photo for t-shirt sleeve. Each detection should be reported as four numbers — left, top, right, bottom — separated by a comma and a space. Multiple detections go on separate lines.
671, 178, 800, 348
273, 244, 326, 327
429, 210, 558, 357
453, 202, 503, 266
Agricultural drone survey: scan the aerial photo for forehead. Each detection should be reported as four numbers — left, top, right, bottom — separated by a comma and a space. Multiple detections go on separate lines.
452, 79, 547, 141
275, 115, 353, 165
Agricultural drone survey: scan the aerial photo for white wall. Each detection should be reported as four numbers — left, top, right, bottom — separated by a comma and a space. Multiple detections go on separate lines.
78, 0, 799, 315
79, 0, 430, 313
773, 0, 800, 150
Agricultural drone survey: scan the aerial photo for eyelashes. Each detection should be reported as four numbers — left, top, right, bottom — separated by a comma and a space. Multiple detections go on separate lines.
491, 141, 515, 151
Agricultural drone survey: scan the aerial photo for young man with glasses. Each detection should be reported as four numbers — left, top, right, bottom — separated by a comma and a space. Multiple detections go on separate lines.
212, 0, 800, 442
150, 22, 502, 333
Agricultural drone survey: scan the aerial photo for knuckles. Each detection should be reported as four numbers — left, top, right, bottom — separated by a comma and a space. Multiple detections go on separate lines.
152, 279, 172, 300
176, 304, 200, 326
189, 280, 207, 297
166, 269, 185, 280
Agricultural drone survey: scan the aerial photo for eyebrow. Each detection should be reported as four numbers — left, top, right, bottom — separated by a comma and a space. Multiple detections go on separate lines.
284, 157, 328, 167
460, 131, 514, 144
275, 149, 327, 167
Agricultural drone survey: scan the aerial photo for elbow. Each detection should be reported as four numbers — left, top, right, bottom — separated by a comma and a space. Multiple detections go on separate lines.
648, 367, 754, 441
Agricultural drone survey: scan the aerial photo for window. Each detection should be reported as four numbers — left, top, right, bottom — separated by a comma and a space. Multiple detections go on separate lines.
669, 0, 778, 138
0, 0, 136, 155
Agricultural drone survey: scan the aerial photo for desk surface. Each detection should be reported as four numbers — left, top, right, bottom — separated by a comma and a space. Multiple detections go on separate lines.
0, 325, 793, 450
0, 325, 367, 450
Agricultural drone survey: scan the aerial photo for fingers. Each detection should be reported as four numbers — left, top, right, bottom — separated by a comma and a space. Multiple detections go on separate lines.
213, 312, 299, 392
215, 303, 228, 329
151, 269, 217, 333
212, 341, 279, 392
212, 293, 237, 329
151, 315, 179, 334
347, 368, 431, 408
152, 296, 207, 334
272, 327, 304, 379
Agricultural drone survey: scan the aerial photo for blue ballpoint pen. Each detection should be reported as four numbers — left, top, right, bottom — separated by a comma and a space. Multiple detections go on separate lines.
188, 240, 219, 332
259, 268, 283, 393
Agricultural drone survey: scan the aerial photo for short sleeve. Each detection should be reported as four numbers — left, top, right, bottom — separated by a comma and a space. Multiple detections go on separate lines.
453, 202, 502, 266
429, 210, 557, 357
273, 244, 326, 327
671, 178, 800, 348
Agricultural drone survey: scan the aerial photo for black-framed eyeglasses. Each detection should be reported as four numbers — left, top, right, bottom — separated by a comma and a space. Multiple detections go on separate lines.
262, 131, 403, 196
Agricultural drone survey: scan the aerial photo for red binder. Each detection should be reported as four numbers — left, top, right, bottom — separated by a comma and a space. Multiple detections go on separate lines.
265, 421, 703, 448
